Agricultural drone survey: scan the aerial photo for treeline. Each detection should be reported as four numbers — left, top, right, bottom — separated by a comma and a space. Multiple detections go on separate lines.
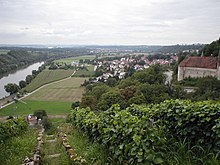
0, 47, 91, 75
0, 50, 45, 75
202, 37, 220, 56
158, 44, 204, 54
4, 63, 47, 95
78, 65, 182, 111
77, 64, 220, 111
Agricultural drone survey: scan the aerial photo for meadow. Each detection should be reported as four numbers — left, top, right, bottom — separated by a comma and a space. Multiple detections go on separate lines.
54, 55, 96, 64
24, 77, 87, 102
73, 65, 95, 77
0, 100, 72, 116
24, 69, 74, 92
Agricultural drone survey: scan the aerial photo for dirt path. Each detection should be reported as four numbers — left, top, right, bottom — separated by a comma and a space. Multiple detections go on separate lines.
42, 122, 69, 164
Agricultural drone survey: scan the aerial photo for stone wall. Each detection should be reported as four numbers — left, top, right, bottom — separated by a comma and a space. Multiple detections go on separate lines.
178, 66, 217, 81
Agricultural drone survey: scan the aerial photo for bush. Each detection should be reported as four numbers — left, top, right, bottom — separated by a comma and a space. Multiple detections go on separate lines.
0, 117, 28, 142
128, 100, 220, 150
70, 100, 220, 163
33, 110, 47, 120
71, 105, 166, 164
42, 116, 52, 131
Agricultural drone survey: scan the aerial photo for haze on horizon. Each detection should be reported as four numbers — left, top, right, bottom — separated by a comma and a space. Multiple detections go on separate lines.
0, 0, 219, 45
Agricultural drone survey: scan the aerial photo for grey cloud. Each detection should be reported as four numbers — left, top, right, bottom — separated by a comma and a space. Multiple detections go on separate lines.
0, 0, 219, 45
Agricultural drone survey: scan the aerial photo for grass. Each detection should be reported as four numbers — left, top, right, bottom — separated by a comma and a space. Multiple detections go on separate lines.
24, 69, 74, 92
54, 55, 96, 64
41, 119, 69, 165
67, 126, 108, 164
73, 65, 95, 77
0, 128, 38, 165
0, 100, 72, 116
24, 77, 87, 102
163, 139, 220, 165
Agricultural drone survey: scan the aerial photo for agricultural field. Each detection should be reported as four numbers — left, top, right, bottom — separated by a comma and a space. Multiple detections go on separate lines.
73, 65, 95, 77
0, 100, 71, 116
24, 77, 87, 102
54, 55, 96, 64
0, 74, 87, 117
24, 69, 74, 92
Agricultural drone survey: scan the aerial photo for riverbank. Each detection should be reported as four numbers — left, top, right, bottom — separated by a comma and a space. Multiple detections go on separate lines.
0, 95, 15, 109
0, 62, 44, 99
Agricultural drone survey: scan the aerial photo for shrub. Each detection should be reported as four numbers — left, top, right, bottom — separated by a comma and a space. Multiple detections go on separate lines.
34, 110, 47, 120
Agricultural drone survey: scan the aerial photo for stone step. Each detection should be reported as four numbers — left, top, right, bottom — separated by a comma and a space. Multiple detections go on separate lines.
46, 135, 54, 138
45, 153, 61, 159
46, 138, 57, 143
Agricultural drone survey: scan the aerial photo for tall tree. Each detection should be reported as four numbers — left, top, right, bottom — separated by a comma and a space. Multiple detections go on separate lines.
97, 90, 126, 111
19, 80, 27, 89
25, 75, 33, 84
4, 83, 19, 95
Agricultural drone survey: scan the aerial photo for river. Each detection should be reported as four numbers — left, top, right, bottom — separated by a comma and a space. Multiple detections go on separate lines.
0, 62, 44, 99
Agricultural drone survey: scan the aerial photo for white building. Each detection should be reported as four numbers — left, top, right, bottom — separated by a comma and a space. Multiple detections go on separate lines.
178, 56, 220, 81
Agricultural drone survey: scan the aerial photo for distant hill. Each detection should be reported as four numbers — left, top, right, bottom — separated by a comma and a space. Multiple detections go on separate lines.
85, 45, 163, 52
202, 38, 220, 56
158, 44, 204, 54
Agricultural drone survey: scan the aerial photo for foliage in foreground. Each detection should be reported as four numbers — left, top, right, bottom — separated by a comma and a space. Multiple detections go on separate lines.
70, 100, 220, 164
0, 128, 38, 165
71, 105, 166, 164
131, 100, 220, 150
0, 117, 28, 142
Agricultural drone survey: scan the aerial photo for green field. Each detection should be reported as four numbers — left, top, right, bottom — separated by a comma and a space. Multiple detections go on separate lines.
24, 77, 87, 102
0, 100, 71, 116
73, 65, 95, 77
24, 69, 74, 92
54, 55, 96, 64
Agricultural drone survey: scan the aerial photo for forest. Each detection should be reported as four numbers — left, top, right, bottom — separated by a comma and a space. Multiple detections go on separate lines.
0, 47, 90, 76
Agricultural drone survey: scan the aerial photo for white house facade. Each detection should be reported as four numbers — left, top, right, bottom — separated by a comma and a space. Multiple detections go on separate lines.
178, 56, 220, 81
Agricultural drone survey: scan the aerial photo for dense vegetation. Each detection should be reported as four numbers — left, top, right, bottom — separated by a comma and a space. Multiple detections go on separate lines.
81, 64, 220, 112
0, 118, 28, 142
0, 128, 38, 165
0, 47, 91, 76
202, 38, 220, 56
80, 65, 184, 111
70, 100, 220, 164
0, 50, 45, 75
178, 76, 220, 100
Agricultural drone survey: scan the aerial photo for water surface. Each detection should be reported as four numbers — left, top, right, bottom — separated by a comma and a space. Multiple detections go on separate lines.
0, 62, 44, 99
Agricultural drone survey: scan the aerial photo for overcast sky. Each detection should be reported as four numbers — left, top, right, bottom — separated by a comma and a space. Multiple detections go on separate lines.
0, 0, 219, 45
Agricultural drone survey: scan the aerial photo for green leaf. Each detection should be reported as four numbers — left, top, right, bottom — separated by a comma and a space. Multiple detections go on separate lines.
154, 157, 163, 164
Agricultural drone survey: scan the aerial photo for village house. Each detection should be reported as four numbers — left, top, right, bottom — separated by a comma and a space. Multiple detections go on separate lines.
178, 56, 220, 81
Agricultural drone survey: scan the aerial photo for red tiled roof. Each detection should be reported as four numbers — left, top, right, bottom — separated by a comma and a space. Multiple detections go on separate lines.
179, 56, 219, 69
